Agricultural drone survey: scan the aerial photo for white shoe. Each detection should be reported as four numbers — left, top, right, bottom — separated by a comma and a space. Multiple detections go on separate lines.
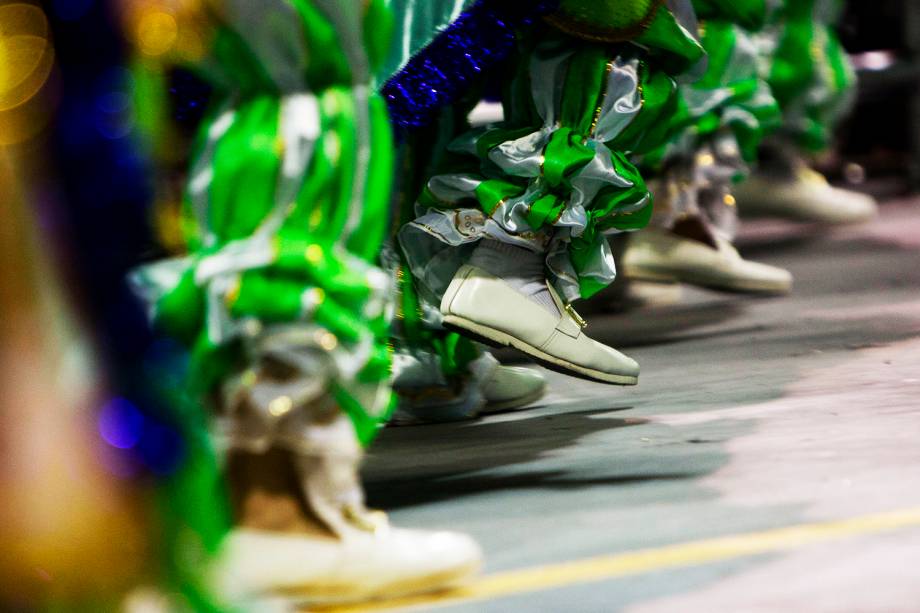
211, 525, 482, 608
622, 228, 793, 295
440, 265, 639, 385
392, 353, 546, 423
391, 350, 486, 424
735, 168, 878, 224
619, 278, 684, 309
210, 383, 482, 609
480, 362, 547, 414
391, 384, 483, 424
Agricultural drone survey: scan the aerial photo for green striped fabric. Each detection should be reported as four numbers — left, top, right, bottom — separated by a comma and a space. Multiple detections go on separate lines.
641, 3, 781, 169
137, 0, 398, 446
400, 19, 701, 302
765, 0, 855, 151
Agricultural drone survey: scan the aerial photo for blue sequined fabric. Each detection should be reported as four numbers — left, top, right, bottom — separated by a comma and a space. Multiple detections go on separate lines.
381, 0, 559, 133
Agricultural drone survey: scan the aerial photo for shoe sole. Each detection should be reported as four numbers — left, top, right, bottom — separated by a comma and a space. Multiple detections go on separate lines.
278, 561, 481, 606
389, 401, 481, 426
623, 266, 792, 296
443, 315, 638, 386
740, 203, 877, 225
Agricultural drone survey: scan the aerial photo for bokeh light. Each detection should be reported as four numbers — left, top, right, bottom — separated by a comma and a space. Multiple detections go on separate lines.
118, 1, 211, 64
94, 68, 137, 140
136, 8, 178, 57
98, 397, 145, 449
0, 4, 53, 109
0, 3, 56, 145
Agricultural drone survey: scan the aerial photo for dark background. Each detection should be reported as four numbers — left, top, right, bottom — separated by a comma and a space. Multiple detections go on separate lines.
838, 0, 920, 188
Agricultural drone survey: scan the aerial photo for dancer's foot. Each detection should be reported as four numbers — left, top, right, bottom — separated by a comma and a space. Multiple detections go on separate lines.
210, 386, 481, 608
479, 357, 547, 415
616, 278, 684, 310
392, 353, 546, 424
621, 227, 793, 295
735, 166, 877, 224
440, 264, 640, 385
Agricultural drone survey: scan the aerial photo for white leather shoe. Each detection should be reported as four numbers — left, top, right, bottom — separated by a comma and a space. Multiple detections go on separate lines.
391, 384, 483, 424
392, 353, 546, 423
481, 363, 547, 414
440, 265, 639, 385
211, 526, 482, 608
622, 228, 793, 295
735, 168, 878, 224
391, 350, 486, 424
618, 278, 684, 309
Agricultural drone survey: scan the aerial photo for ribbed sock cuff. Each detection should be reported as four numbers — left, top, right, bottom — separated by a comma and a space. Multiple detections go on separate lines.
469, 239, 560, 317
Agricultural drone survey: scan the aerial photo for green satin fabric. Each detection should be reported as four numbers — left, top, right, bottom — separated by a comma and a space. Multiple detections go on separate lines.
500, 31, 685, 165
392, 124, 483, 383
693, 0, 769, 31
377, 0, 472, 83
608, 63, 683, 155
405, 24, 685, 301
766, 0, 854, 151
631, 3, 706, 74
642, 2, 781, 169
395, 263, 480, 378
165, 94, 395, 444
141, 1, 397, 446
550, 0, 705, 77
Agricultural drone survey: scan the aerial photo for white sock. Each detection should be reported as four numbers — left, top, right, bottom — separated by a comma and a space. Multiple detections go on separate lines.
468, 240, 560, 316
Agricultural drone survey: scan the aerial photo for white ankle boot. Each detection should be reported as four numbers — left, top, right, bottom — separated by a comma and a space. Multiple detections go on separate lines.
735, 167, 877, 224
393, 352, 546, 423
212, 523, 481, 608
480, 361, 547, 414
210, 355, 482, 608
622, 227, 793, 294
440, 265, 639, 385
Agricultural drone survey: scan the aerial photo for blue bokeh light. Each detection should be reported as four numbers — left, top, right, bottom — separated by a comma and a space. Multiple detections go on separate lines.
94, 68, 137, 140
98, 396, 145, 449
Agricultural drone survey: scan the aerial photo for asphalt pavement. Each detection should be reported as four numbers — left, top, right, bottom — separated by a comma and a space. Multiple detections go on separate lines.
358, 195, 920, 613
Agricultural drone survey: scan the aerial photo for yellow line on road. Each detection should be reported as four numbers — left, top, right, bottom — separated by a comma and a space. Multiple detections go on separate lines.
314, 506, 920, 612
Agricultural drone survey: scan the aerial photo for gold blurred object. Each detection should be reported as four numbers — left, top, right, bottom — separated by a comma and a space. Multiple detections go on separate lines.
696, 152, 715, 167
0, 2, 56, 145
268, 395, 294, 417
0, 3, 53, 110
137, 8, 179, 57
153, 195, 189, 253
0, 115, 148, 608
317, 332, 338, 352
118, 0, 214, 64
